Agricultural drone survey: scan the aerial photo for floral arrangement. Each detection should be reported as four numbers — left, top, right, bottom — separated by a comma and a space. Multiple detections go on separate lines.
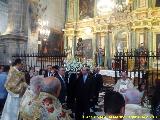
64, 58, 94, 72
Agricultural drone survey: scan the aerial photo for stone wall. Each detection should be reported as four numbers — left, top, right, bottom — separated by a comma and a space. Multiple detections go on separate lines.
0, 1, 8, 34
40, 0, 66, 30
27, 0, 66, 53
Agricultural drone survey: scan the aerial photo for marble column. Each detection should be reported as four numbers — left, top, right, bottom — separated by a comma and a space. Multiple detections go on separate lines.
128, 31, 132, 50
67, 36, 75, 57
147, 30, 153, 51
104, 32, 111, 69
92, 33, 97, 63
131, 30, 136, 49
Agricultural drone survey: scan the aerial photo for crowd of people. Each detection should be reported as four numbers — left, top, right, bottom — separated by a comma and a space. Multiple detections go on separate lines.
0, 58, 159, 120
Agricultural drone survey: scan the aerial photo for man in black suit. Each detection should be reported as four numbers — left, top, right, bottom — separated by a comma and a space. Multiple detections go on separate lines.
66, 72, 77, 111
44, 65, 53, 77
93, 67, 103, 107
55, 66, 67, 104
75, 67, 94, 120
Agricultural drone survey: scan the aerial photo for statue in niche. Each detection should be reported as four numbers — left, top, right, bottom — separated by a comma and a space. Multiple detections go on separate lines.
79, 0, 94, 19
96, 48, 104, 67
117, 42, 124, 52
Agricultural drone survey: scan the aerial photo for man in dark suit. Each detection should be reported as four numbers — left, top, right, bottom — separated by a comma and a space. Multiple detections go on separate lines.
44, 65, 53, 77
55, 66, 67, 104
75, 67, 94, 120
66, 72, 77, 111
92, 67, 103, 110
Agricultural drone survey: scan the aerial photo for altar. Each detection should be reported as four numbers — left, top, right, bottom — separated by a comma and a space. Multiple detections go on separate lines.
99, 70, 143, 86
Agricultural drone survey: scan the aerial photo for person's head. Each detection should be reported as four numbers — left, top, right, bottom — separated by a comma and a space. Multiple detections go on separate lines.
41, 77, 61, 97
53, 65, 59, 71
58, 66, 66, 77
30, 76, 44, 95
124, 88, 141, 104
94, 67, 100, 74
29, 67, 35, 71
120, 71, 127, 80
13, 58, 23, 71
0, 65, 4, 72
104, 91, 125, 120
81, 67, 90, 75
138, 82, 146, 92
3, 65, 10, 73
47, 65, 52, 72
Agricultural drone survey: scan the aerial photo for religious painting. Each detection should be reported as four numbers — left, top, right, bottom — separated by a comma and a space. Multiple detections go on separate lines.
82, 39, 93, 59
40, 31, 64, 53
79, 0, 95, 20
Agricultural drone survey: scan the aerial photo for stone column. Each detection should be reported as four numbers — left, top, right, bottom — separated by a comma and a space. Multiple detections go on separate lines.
68, 36, 75, 57
92, 33, 97, 65
131, 30, 136, 49
147, 30, 153, 51
100, 32, 105, 49
0, 0, 28, 65
128, 31, 132, 50
5, 0, 27, 35
104, 32, 112, 69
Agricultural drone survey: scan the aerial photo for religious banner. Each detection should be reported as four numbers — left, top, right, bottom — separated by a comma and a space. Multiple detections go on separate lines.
79, 0, 94, 20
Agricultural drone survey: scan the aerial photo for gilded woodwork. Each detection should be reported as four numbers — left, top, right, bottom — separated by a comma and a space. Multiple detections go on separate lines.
64, 0, 160, 61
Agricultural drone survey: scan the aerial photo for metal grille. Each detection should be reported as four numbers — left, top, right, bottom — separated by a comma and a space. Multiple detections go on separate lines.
12, 52, 66, 69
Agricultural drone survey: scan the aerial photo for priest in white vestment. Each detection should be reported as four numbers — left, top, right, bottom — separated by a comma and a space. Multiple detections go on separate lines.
114, 72, 134, 93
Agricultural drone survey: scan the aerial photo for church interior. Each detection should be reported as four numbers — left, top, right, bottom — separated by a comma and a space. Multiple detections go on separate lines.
0, 0, 160, 119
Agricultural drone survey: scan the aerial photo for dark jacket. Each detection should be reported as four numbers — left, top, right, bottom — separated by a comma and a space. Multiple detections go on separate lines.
75, 74, 94, 103
56, 74, 67, 103
44, 70, 53, 78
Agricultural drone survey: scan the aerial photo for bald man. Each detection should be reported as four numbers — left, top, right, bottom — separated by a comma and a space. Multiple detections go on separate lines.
20, 76, 71, 120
